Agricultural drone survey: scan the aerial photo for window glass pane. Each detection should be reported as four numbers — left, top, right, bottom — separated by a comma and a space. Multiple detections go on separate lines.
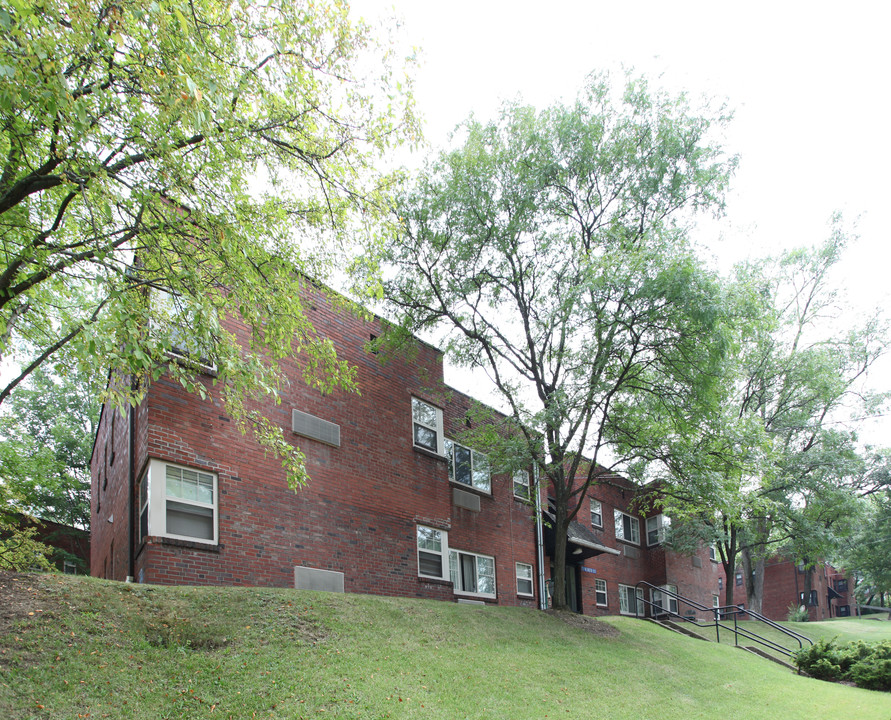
166, 466, 183, 499
449, 550, 459, 587
591, 501, 602, 526
412, 398, 437, 427
454, 445, 472, 485
414, 424, 437, 452
417, 526, 442, 552
472, 451, 490, 491
513, 471, 529, 499
197, 475, 214, 504
476, 556, 495, 595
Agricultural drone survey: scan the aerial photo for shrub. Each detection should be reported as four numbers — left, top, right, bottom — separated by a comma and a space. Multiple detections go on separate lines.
786, 603, 810, 622
794, 638, 891, 691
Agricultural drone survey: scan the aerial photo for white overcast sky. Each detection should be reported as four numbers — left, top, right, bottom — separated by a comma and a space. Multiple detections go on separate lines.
349, 0, 891, 442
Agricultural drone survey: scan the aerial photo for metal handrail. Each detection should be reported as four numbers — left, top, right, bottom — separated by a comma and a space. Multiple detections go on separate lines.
633, 581, 812, 659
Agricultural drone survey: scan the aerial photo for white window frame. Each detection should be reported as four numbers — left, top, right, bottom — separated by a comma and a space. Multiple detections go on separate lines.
417, 525, 448, 580
709, 545, 718, 562
141, 459, 218, 545
713, 594, 720, 609
449, 549, 496, 599
411, 398, 444, 455
618, 584, 644, 616
513, 470, 530, 500
614, 509, 640, 545
651, 584, 679, 615
590, 499, 603, 528
515, 562, 534, 597
646, 514, 670, 546
595, 578, 608, 607
444, 438, 491, 493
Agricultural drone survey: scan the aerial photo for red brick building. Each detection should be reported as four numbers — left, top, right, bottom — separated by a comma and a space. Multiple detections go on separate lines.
89, 285, 720, 615
755, 556, 852, 620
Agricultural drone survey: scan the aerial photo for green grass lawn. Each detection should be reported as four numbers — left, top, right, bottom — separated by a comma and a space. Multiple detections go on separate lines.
679, 614, 891, 661
0, 573, 888, 719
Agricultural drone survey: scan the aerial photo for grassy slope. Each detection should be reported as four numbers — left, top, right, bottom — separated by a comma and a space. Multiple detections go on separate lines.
687, 616, 891, 658
0, 574, 888, 720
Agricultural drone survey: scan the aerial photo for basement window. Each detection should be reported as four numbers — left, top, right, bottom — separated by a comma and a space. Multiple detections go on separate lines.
618, 584, 644, 616
449, 549, 496, 598
515, 562, 534, 597
417, 525, 448, 580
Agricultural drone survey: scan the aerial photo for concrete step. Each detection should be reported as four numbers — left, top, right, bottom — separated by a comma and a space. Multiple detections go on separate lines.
739, 645, 800, 672
643, 617, 710, 641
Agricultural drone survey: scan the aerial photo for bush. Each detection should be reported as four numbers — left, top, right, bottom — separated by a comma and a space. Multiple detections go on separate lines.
794, 638, 891, 691
786, 603, 810, 622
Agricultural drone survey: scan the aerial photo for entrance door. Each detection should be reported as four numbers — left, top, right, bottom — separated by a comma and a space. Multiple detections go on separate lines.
565, 565, 580, 613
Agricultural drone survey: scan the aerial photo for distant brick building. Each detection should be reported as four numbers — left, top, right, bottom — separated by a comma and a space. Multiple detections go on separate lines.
756, 556, 852, 620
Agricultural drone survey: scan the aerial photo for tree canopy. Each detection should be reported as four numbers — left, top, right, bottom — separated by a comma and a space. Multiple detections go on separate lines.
0, 0, 418, 485
379, 73, 736, 609
626, 224, 889, 608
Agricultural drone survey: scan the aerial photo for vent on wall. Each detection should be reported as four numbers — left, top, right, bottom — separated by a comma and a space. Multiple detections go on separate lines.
292, 409, 341, 447
623, 545, 639, 559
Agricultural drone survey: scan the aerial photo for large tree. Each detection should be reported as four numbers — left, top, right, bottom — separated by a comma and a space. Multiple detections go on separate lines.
0, 0, 417, 485
628, 226, 889, 610
0, 360, 100, 529
839, 482, 891, 607
379, 73, 735, 610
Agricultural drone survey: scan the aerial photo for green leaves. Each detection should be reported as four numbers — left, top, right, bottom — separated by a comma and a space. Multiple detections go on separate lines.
0, 0, 419, 487
381, 72, 734, 609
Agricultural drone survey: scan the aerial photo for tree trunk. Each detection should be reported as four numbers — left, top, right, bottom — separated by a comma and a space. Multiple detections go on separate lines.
721, 522, 738, 607
740, 546, 765, 614
551, 508, 569, 611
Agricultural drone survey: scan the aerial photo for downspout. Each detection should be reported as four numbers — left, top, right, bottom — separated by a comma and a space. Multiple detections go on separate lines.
127, 376, 137, 582
534, 461, 547, 610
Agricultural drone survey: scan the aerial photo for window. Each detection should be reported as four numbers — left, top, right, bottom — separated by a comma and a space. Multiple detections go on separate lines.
835, 578, 848, 592
449, 549, 496, 598
646, 514, 670, 546
614, 510, 640, 545
735, 572, 743, 587
595, 578, 608, 607
809, 589, 818, 607
516, 562, 534, 596
713, 595, 720, 608
718, 576, 723, 590
153, 289, 217, 371
412, 398, 444, 455
445, 439, 490, 493
709, 545, 718, 562
417, 525, 448, 580
139, 459, 218, 545
618, 584, 644, 616
513, 470, 530, 500
590, 500, 603, 528
651, 584, 679, 614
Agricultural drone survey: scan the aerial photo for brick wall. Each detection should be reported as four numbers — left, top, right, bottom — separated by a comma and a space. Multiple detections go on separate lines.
95, 282, 539, 609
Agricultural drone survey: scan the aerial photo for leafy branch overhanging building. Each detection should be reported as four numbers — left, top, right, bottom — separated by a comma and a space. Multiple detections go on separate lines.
90, 285, 851, 620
